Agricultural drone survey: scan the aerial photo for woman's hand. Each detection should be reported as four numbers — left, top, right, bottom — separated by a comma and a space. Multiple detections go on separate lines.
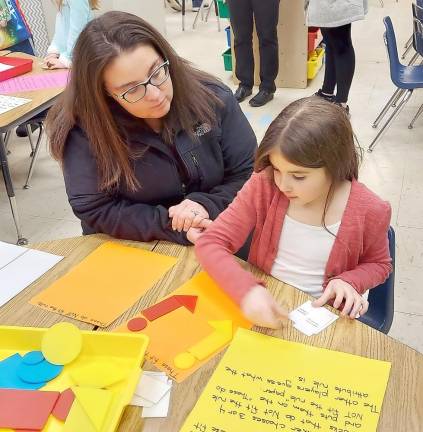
313, 279, 369, 318
241, 285, 288, 329
169, 199, 209, 232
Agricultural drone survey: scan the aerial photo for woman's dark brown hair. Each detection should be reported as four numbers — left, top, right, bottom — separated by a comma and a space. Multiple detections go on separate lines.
255, 97, 362, 230
47, 11, 222, 192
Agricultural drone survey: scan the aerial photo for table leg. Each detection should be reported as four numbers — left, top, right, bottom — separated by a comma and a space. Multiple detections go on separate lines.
0, 132, 28, 245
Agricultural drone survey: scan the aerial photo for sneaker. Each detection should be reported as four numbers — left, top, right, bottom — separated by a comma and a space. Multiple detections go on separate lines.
314, 89, 335, 103
234, 85, 252, 103
166, 0, 182, 11
249, 90, 274, 107
334, 102, 350, 118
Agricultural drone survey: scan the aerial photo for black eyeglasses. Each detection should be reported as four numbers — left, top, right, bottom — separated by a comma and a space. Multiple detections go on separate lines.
114, 60, 170, 104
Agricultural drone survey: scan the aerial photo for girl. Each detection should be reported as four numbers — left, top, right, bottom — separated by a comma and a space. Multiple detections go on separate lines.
43, 0, 98, 69
46, 11, 256, 244
195, 97, 392, 329
306, 0, 368, 113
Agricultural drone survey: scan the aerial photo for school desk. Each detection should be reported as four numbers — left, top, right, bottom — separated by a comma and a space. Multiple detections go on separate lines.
0, 234, 422, 431
0, 52, 65, 246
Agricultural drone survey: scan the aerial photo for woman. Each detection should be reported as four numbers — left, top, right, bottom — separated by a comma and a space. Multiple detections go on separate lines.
44, 0, 99, 69
46, 11, 256, 245
306, 0, 368, 113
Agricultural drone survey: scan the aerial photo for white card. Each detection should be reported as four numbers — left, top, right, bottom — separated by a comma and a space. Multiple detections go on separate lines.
142, 378, 172, 418
289, 301, 338, 335
133, 372, 171, 404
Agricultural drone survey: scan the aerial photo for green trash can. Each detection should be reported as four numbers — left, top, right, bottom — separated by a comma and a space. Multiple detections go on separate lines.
217, 0, 230, 18
222, 48, 232, 71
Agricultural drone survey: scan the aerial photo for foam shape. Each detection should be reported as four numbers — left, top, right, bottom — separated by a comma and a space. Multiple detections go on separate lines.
17, 360, 63, 384
0, 389, 59, 429
72, 387, 112, 430
63, 398, 96, 432
142, 295, 198, 321
22, 351, 45, 366
42, 322, 82, 365
52, 388, 75, 422
127, 317, 148, 332
69, 361, 127, 388
0, 354, 46, 390
188, 320, 233, 361
174, 352, 196, 370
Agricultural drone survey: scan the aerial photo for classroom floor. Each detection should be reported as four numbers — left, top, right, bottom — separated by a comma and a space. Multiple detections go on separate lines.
1, 0, 422, 353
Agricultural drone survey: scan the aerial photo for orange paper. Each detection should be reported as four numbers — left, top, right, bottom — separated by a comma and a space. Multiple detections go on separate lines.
116, 271, 251, 381
30, 242, 177, 327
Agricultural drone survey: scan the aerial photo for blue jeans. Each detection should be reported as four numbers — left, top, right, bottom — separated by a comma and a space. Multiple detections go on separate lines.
192, 0, 202, 7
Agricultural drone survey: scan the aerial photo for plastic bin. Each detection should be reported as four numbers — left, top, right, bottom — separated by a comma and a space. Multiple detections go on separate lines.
307, 47, 325, 80
308, 27, 319, 54
225, 26, 231, 47
0, 56, 33, 82
0, 325, 149, 432
222, 48, 232, 71
217, 0, 230, 18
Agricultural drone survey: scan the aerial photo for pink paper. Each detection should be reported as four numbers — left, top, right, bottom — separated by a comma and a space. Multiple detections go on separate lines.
0, 71, 69, 94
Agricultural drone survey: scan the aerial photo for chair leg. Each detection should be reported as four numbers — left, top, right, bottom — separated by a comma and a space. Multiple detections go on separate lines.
372, 87, 403, 128
401, 42, 414, 60
368, 90, 413, 153
25, 124, 36, 156
408, 103, 423, 129
23, 124, 43, 189
193, 0, 205, 28
390, 88, 406, 109
182, 0, 186, 31
404, 35, 413, 50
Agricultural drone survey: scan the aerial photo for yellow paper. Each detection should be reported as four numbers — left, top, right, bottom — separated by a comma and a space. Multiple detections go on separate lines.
180, 328, 391, 432
31, 242, 177, 327
116, 271, 251, 382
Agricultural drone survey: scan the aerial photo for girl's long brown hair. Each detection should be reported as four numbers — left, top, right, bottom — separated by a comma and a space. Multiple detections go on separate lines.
255, 97, 362, 231
55, 0, 99, 9
47, 11, 222, 192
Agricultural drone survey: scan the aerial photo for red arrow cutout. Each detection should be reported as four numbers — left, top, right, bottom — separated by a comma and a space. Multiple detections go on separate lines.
142, 295, 198, 321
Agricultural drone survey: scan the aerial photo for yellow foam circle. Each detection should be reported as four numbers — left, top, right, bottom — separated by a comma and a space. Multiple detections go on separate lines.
174, 352, 196, 370
42, 322, 82, 365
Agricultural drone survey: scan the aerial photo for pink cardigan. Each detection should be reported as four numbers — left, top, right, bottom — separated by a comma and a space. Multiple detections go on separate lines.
195, 169, 392, 305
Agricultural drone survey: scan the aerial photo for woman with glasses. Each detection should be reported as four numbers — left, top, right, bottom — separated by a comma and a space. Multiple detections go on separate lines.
46, 11, 256, 245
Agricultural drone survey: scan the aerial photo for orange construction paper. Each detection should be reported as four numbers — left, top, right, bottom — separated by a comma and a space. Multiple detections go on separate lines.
116, 271, 251, 382
30, 242, 177, 327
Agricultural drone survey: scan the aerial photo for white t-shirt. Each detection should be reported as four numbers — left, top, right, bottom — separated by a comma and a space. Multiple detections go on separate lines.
270, 215, 340, 297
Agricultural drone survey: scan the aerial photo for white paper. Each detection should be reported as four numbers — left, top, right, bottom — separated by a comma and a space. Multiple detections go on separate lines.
0, 242, 63, 307
0, 241, 25, 269
289, 301, 338, 335
0, 95, 31, 115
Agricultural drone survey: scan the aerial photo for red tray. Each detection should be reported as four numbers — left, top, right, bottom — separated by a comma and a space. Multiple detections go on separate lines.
0, 57, 33, 82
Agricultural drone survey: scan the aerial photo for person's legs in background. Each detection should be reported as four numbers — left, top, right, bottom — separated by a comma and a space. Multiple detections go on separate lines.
192, 0, 203, 11
249, 0, 280, 107
316, 30, 336, 102
318, 24, 355, 110
227, 0, 254, 102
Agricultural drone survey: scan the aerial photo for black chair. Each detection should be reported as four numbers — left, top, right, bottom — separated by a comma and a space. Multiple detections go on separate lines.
358, 227, 395, 334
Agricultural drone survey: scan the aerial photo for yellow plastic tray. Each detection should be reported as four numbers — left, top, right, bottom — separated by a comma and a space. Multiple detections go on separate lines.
0, 325, 149, 432
307, 47, 325, 80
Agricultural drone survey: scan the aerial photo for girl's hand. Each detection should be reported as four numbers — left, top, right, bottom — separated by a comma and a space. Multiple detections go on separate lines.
186, 219, 213, 244
169, 199, 209, 232
44, 53, 59, 61
313, 279, 369, 319
241, 285, 288, 329
43, 58, 68, 70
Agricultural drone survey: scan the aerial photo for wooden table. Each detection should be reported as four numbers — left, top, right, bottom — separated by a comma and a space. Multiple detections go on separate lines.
0, 52, 65, 245
1, 235, 423, 431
